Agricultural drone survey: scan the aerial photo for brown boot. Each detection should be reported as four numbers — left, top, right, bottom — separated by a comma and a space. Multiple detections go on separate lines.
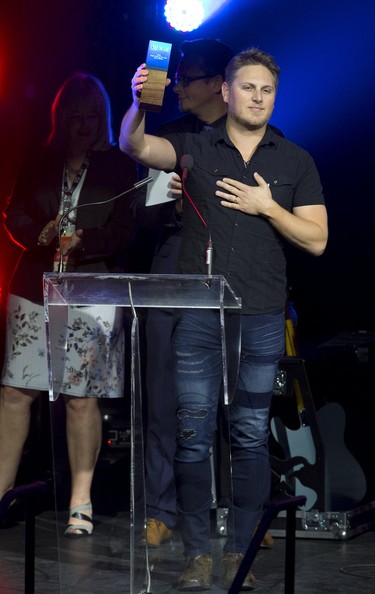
253, 522, 274, 549
223, 552, 257, 590
261, 530, 274, 549
140, 518, 173, 547
177, 554, 213, 591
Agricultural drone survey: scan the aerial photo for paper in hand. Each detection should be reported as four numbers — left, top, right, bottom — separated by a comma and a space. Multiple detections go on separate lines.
145, 169, 176, 206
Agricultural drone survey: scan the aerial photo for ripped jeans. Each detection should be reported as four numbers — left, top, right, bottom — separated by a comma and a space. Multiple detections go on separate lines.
172, 309, 285, 556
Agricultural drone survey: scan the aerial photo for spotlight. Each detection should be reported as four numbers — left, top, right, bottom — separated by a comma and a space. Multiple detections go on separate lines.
164, 0, 205, 32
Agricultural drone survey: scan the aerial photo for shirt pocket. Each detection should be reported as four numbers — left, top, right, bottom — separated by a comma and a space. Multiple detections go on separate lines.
267, 175, 294, 211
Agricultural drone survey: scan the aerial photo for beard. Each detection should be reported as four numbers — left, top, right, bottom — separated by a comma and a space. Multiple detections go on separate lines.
231, 109, 270, 131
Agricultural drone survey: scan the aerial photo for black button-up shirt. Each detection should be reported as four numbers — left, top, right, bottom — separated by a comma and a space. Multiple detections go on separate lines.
165, 122, 325, 314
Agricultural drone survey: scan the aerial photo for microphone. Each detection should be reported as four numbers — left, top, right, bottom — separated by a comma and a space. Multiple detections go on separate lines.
179, 154, 213, 277
56, 176, 154, 274
180, 154, 194, 182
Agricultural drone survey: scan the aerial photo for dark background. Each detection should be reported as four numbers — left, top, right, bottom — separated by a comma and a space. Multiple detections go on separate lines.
1, 0, 374, 336
1, 0, 374, 502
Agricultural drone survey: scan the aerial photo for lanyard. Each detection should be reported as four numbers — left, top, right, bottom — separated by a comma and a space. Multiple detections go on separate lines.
60, 154, 90, 231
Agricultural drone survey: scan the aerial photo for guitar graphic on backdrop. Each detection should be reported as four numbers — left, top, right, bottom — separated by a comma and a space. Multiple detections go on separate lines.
270, 305, 366, 511
271, 312, 320, 510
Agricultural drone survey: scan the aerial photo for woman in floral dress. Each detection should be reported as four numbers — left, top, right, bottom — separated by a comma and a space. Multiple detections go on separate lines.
0, 72, 137, 536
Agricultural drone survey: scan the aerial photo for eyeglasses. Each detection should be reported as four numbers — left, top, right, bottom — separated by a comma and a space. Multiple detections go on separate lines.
174, 75, 213, 87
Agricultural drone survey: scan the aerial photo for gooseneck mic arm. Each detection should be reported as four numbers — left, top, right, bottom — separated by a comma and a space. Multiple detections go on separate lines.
180, 155, 213, 277
57, 176, 153, 274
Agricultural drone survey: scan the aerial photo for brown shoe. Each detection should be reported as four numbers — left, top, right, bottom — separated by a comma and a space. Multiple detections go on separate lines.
177, 554, 213, 591
261, 530, 274, 549
253, 522, 274, 549
141, 518, 173, 547
223, 552, 257, 590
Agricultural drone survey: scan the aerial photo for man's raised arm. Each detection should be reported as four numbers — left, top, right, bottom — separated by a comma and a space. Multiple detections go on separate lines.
119, 63, 177, 171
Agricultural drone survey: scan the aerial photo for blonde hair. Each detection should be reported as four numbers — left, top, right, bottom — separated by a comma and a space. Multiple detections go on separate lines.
47, 72, 115, 151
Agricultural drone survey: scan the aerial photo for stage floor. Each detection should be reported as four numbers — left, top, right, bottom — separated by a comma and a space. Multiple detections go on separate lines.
1, 507, 375, 593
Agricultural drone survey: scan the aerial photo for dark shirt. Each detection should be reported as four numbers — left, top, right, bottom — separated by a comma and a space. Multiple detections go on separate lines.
156, 115, 284, 232
4, 147, 136, 304
158, 112, 225, 136
164, 122, 325, 314
135, 113, 228, 275
156, 114, 227, 230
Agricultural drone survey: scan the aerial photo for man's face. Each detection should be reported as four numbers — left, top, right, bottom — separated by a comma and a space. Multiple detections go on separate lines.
222, 64, 276, 130
173, 61, 221, 117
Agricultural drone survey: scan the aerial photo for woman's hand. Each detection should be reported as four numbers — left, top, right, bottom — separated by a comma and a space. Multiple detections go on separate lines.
37, 220, 58, 246
61, 229, 83, 256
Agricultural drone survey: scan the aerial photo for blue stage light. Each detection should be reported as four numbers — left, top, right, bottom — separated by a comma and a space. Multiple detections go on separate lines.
164, 0, 205, 32
164, 0, 229, 32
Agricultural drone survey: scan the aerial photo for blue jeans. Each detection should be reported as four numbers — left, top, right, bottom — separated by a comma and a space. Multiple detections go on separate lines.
172, 309, 285, 556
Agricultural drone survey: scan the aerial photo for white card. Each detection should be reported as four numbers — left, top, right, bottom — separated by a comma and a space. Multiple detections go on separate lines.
145, 169, 176, 206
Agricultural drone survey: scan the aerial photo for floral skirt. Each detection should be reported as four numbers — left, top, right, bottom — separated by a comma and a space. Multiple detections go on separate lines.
1, 294, 125, 398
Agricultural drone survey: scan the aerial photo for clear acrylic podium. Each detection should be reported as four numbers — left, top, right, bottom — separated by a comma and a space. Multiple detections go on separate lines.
43, 273, 241, 593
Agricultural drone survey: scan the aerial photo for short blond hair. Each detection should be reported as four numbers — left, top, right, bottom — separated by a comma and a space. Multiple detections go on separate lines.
47, 72, 115, 151
225, 48, 280, 88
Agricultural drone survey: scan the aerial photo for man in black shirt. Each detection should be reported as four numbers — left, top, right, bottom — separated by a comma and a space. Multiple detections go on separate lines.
143, 39, 234, 550
120, 47, 328, 591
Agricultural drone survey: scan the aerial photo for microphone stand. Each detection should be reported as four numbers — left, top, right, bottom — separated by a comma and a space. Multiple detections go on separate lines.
56, 176, 153, 274
205, 235, 213, 277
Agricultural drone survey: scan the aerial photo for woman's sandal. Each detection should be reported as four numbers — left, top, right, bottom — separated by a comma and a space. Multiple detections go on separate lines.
64, 502, 93, 538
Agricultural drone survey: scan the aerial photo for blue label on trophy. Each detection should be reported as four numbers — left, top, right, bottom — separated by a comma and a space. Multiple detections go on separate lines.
146, 40, 172, 71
